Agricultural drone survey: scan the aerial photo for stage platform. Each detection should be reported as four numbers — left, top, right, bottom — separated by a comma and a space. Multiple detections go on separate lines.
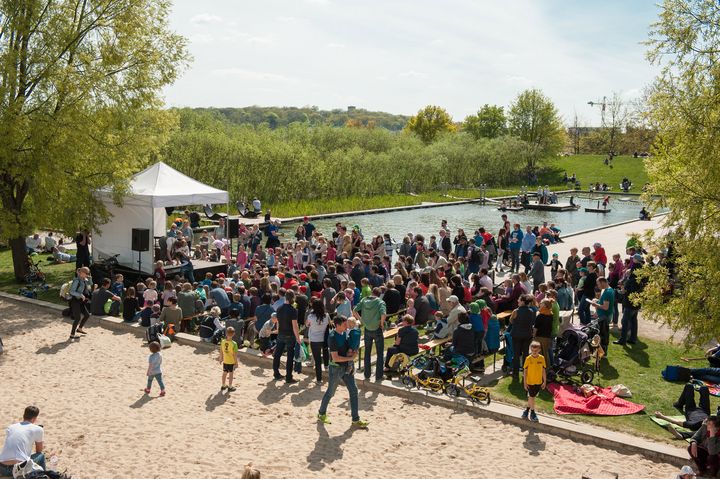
164, 259, 227, 280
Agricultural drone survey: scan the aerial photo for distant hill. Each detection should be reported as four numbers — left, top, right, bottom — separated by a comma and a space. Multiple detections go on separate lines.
188, 106, 410, 131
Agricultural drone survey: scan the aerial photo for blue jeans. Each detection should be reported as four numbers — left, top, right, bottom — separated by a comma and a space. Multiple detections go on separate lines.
691, 368, 720, 384
318, 363, 360, 422
181, 260, 195, 283
273, 334, 296, 380
578, 294, 591, 325
0, 453, 46, 475
363, 328, 384, 380
619, 306, 639, 343
147, 373, 165, 390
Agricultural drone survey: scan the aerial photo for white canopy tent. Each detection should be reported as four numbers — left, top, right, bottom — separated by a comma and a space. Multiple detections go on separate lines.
92, 162, 228, 273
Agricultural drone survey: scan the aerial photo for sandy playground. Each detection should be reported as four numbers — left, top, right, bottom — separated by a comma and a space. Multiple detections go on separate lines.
0, 299, 678, 479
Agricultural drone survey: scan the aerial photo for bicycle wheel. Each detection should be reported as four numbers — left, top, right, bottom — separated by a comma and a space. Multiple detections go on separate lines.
401, 375, 416, 389
445, 383, 461, 397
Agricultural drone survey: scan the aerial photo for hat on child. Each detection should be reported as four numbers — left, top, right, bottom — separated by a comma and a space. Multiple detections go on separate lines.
469, 303, 480, 314
578, 267, 588, 273
633, 253, 644, 262
299, 285, 308, 293
475, 299, 487, 309
552, 253, 559, 257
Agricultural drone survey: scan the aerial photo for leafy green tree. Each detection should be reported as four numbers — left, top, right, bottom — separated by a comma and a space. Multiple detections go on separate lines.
635, 0, 720, 342
507, 89, 565, 170
463, 104, 507, 140
0, 0, 188, 279
404, 105, 456, 144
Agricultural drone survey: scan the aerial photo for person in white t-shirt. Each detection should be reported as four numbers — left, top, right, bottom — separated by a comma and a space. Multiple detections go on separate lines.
0, 406, 46, 474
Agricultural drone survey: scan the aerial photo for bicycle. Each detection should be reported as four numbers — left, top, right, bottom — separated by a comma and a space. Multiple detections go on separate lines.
400, 355, 446, 393
444, 364, 492, 405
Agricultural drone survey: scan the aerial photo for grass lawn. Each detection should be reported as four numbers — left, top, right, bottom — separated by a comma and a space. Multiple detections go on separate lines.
0, 249, 75, 305
541, 154, 649, 190
489, 328, 713, 444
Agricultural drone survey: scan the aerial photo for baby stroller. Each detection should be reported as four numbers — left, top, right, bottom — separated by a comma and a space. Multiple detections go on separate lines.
548, 324, 600, 384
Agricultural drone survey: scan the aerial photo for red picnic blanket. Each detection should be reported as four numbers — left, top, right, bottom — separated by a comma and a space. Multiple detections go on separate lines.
548, 384, 645, 416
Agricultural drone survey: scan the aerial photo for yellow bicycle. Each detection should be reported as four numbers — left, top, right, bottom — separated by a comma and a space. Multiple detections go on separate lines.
444, 365, 492, 405
400, 355, 446, 393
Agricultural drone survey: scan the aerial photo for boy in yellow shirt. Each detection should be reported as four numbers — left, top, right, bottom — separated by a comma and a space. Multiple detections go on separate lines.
522, 340, 546, 422
219, 326, 239, 392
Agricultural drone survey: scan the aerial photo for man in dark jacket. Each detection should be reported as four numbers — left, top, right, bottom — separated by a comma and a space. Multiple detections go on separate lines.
510, 294, 536, 380
615, 254, 644, 345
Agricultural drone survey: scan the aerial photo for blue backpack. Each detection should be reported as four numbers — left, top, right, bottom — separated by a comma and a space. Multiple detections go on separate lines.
661, 365, 691, 382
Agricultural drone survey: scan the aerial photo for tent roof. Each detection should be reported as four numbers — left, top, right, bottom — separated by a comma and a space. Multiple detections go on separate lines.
128, 162, 228, 207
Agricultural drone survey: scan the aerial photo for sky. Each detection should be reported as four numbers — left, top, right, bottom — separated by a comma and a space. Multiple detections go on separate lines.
164, 0, 661, 126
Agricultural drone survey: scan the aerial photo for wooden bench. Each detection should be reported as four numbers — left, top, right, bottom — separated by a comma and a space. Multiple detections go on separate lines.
420, 336, 451, 354
496, 311, 512, 322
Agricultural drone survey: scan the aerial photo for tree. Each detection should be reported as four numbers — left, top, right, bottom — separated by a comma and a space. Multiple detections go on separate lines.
463, 104, 507, 140
404, 105, 456, 144
636, 0, 720, 342
0, 0, 189, 280
507, 89, 565, 170
600, 92, 630, 156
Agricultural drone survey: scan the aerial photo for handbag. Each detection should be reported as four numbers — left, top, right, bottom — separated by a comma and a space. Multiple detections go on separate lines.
12, 458, 43, 478
157, 334, 172, 349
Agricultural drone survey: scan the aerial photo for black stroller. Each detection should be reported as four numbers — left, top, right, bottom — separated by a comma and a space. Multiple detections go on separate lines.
548, 323, 601, 384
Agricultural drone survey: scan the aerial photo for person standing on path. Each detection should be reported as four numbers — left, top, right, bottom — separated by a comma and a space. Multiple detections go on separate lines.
317, 316, 369, 428
272, 290, 301, 384
509, 224, 523, 273
520, 226, 536, 272
353, 287, 387, 381
615, 253, 644, 345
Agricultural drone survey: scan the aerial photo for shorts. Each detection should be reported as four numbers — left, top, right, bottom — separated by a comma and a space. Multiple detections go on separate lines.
223, 363, 235, 373
527, 384, 541, 398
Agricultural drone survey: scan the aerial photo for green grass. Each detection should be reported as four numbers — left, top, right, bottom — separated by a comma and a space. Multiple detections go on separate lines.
0, 249, 75, 305
266, 189, 518, 218
541, 154, 649, 190
489, 329, 712, 443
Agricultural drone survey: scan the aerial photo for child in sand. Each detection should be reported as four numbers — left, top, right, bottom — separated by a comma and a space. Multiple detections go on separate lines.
522, 340, 546, 422
219, 327, 239, 392
145, 341, 166, 397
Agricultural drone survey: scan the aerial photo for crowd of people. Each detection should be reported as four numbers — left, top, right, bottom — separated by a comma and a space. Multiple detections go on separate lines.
15, 203, 710, 476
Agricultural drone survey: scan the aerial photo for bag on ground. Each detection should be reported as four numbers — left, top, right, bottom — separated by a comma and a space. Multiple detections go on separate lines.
146, 323, 164, 344
12, 458, 43, 478
157, 334, 172, 349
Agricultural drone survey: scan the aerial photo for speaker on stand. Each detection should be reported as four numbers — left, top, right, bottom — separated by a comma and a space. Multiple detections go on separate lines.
131, 228, 150, 273
228, 218, 239, 258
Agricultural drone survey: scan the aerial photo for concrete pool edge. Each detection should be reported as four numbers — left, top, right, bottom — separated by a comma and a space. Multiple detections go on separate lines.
0, 291, 686, 468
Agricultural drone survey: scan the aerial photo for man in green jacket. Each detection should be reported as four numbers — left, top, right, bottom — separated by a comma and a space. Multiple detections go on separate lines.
353, 288, 387, 381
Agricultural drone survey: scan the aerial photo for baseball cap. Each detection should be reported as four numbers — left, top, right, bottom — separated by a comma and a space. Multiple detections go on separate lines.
303, 216, 309, 221
633, 253, 643, 262
448, 295, 459, 303
578, 267, 588, 273
552, 253, 559, 257
679, 465, 695, 476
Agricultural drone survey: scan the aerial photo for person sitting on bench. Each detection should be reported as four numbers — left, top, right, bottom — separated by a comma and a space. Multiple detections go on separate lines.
655, 383, 713, 439
384, 315, 419, 369
252, 197, 262, 214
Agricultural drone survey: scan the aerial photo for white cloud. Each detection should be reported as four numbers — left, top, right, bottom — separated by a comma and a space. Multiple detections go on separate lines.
190, 13, 223, 25
398, 70, 427, 79
246, 36, 273, 45
189, 33, 214, 45
210, 69, 296, 84
326, 42, 345, 49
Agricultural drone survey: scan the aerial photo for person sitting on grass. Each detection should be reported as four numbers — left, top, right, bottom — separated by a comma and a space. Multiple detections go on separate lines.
384, 315, 419, 370
521, 340, 546, 423
0, 406, 46, 475
656, 384, 714, 439
688, 416, 720, 477
51, 245, 76, 264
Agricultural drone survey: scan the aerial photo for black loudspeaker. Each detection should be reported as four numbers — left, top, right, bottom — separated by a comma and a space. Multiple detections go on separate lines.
131, 228, 150, 252
228, 218, 239, 239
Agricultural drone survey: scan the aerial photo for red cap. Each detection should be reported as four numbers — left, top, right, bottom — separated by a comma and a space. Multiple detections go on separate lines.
299, 273, 308, 280
303, 216, 309, 221
299, 285, 308, 293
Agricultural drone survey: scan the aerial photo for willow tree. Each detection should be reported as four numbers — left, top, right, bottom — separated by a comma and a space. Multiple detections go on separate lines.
404, 105, 456, 144
0, 0, 188, 280
637, 0, 720, 342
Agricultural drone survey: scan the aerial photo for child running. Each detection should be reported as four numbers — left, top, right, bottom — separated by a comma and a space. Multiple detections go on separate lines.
144, 341, 166, 397
522, 340, 546, 422
219, 326, 239, 392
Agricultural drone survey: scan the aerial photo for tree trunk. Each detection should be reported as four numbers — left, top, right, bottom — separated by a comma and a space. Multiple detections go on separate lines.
10, 236, 28, 282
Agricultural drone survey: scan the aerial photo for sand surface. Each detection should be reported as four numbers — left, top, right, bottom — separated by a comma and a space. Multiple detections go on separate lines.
0, 300, 678, 478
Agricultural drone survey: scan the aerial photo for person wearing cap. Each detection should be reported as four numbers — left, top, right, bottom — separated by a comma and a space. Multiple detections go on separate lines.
676, 465, 696, 479
549, 253, 562, 279
615, 253, 644, 345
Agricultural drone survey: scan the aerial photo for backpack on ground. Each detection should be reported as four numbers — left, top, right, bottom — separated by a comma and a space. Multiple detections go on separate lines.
211, 327, 226, 345
12, 458, 43, 478
661, 365, 691, 382
146, 322, 164, 344
157, 334, 172, 349
59, 281, 72, 301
